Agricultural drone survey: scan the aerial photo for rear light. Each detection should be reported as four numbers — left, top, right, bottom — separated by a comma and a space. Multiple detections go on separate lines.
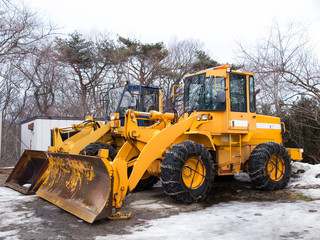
114, 120, 120, 128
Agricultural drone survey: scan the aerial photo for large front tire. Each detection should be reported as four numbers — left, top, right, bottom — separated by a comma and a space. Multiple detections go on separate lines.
160, 140, 214, 203
248, 142, 291, 190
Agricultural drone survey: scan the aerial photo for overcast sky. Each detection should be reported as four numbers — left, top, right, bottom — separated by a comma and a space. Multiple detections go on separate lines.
27, 0, 320, 63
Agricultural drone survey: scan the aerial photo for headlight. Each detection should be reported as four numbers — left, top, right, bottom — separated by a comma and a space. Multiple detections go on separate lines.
110, 113, 115, 121
201, 114, 208, 121
197, 114, 213, 121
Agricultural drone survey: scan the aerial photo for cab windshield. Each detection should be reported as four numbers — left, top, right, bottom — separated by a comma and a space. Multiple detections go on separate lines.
106, 86, 159, 117
184, 73, 226, 111
106, 87, 139, 117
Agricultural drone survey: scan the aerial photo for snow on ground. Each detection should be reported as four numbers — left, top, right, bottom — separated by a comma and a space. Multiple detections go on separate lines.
97, 200, 320, 240
0, 230, 19, 240
0, 188, 41, 225
1, 162, 319, 240
0, 187, 42, 239
96, 162, 320, 240
290, 162, 320, 199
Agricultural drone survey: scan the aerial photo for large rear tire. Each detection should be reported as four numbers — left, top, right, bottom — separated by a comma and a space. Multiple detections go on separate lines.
80, 142, 117, 160
248, 142, 291, 190
160, 140, 214, 203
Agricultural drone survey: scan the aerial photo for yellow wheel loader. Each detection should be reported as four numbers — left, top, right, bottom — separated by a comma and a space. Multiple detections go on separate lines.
5, 85, 163, 195
7, 66, 303, 223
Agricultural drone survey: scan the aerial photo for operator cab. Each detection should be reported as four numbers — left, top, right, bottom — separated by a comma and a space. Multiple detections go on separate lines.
184, 65, 256, 113
105, 85, 161, 125
183, 65, 256, 132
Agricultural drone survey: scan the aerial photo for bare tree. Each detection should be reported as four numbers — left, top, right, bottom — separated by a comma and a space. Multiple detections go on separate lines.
0, 0, 56, 118
0, 0, 54, 62
236, 21, 319, 116
14, 42, 63, 116
236, 21, 320, 162
0, 0, 56, 166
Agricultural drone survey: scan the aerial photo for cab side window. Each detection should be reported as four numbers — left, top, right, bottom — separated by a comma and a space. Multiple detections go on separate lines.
249, 76, 256, 112
142, 89, 159, 112
203, 76, 226, 110
230, 74, 247, 112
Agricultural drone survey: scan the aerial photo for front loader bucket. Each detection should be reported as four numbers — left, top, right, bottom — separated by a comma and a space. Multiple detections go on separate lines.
35, 153, 113, 223
5, 150, 49, 195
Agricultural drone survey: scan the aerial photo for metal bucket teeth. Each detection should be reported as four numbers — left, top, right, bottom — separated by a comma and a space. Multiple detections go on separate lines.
35, 153, 113, 223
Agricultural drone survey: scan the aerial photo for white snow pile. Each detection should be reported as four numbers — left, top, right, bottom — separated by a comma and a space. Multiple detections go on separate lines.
0, 187, 42, 239
289, 161, 320, 199
290, 162, 320, 187
96, 162, 320, 240
234, 171, 251, 182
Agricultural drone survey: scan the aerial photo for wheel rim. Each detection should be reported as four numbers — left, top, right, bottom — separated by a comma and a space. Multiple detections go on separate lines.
182, 157, 206, 190
266, 155, 285, 181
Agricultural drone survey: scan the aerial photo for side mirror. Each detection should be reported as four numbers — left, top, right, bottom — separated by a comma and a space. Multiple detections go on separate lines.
215, 91, 226, 103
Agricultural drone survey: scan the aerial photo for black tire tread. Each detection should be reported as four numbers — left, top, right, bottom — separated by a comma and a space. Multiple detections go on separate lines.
248, 142, 291, 191
160, 140, 214, 203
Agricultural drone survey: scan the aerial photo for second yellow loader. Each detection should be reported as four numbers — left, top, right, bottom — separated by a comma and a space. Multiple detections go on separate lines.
5, 84, 163, 195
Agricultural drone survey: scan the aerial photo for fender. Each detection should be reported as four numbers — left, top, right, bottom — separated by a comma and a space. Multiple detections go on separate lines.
185, 131, 217, 151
